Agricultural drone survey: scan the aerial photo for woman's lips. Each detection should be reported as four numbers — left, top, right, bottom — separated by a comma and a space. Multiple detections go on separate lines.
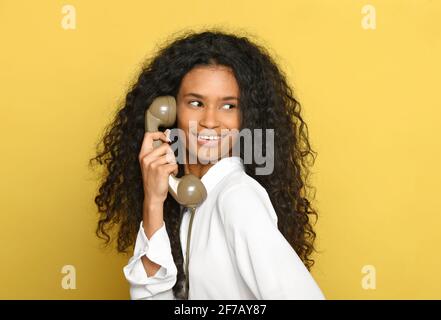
191, 132, 226, 147
197, 136, 221, 147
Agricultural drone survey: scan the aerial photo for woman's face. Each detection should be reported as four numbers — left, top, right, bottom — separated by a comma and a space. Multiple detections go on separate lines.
176, 65, 241, 164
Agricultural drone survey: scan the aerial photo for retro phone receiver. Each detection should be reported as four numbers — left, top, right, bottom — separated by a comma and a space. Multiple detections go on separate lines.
145, 96, 207, 208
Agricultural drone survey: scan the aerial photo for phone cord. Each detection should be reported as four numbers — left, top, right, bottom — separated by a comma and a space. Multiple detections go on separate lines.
184, 207, 196, 299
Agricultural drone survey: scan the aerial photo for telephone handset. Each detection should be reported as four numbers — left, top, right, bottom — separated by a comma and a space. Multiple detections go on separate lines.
145, 96, 207, 209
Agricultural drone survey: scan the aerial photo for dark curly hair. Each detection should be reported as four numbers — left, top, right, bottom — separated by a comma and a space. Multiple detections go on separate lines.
89, 28, 319, 300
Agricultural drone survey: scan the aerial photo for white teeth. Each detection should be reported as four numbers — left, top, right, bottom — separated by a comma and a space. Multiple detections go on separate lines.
198, 135, 221, 140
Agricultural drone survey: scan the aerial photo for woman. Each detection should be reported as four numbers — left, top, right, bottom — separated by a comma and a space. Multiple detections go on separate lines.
89, 29, 325, 300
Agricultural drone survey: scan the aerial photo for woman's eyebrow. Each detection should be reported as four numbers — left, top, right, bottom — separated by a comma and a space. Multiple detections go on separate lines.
184, 93, 239, 101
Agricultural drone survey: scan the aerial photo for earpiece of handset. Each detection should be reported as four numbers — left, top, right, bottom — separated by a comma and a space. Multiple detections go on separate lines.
145, 96, 207, 208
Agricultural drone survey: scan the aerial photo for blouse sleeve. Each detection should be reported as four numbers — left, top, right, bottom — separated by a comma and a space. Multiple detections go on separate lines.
122, 221, 177, 300
218, 182, 326, 300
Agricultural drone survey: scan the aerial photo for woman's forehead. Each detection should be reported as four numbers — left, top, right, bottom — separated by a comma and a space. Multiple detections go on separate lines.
179, 66, 239, 97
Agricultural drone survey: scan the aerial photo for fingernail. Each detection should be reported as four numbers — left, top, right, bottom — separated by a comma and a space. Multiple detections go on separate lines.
164, 129, 172, 142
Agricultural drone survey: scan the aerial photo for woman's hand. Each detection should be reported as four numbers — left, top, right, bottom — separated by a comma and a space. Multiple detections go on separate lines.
139, 130, 178, 206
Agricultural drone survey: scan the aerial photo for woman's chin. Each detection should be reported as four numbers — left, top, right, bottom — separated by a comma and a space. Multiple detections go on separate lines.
188, 146, 228, 164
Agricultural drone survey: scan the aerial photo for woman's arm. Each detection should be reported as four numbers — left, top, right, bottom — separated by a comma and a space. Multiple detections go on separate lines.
122, 201, 177, 300
125, 129, 179, 299
141, 201, 166, 277
218, 182, 325, 300
123, 220, 177, 300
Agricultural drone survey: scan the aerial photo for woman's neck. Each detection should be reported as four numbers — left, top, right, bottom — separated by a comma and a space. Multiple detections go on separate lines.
184, 162, 214, 179
183, 151, 233, 178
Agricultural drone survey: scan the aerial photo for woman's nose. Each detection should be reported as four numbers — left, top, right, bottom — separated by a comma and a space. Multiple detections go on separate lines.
199, 106, 220, 128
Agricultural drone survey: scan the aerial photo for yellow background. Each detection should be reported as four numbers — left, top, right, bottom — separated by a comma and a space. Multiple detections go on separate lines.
1, 0, 440, 299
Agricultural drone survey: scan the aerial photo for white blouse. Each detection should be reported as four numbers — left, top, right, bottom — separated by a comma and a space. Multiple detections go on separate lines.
123, 156, 325, 300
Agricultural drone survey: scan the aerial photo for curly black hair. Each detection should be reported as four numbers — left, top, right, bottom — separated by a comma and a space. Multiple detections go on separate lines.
89, 28, 319, 300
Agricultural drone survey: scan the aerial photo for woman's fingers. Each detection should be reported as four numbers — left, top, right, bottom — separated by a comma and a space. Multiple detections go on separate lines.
139, 130, 171, 161
150, 153, 176, 166
150, 155, 179, 176
140, 143, 175, 165
163, 162, 179, 176
139, 140, 174, 164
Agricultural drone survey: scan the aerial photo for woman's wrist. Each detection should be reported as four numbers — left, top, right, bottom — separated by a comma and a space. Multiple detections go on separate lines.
144, 194, 164, 208
142, 198, 164, 239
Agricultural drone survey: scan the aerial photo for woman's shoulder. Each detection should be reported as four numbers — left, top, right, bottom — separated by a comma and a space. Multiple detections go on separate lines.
216, 170, 278, 227
220, 170, 268, 198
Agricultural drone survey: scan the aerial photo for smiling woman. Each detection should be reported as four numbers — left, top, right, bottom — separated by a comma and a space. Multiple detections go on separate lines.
89, 28, 324, 300
177, 64, 241, 174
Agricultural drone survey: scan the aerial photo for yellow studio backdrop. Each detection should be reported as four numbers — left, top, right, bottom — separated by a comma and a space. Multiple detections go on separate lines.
0, 0, 440, 299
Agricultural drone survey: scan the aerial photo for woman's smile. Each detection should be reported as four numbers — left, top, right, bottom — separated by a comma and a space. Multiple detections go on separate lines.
191, 130, 229, 147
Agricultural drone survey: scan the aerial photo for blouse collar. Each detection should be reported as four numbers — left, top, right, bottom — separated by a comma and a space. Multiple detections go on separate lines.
200, 156, 244, 195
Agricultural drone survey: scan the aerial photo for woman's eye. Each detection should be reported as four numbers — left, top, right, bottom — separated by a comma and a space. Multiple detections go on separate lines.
188, 101, 236, 109
222, 104, 236, 110
189, 100, 202, 107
